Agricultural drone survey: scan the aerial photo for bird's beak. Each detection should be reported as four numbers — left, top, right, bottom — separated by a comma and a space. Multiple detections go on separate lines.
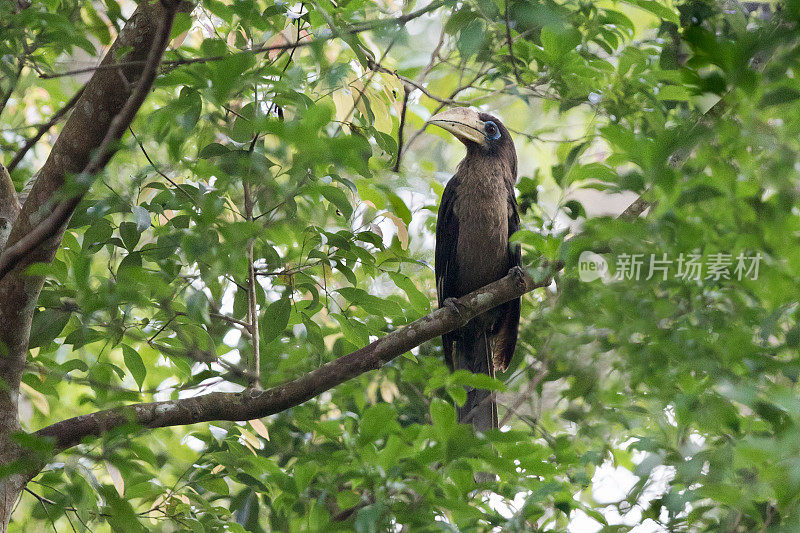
429, 108, 486, 147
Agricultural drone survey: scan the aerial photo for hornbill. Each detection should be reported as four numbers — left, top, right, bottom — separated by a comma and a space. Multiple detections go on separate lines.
430, 107, 521, 431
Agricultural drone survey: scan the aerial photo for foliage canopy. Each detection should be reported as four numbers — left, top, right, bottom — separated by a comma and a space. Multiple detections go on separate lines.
2, 0, 800, 531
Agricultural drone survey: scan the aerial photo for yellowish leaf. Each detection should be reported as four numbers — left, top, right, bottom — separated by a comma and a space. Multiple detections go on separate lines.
242, 440, 257, 455
366, 380, 378, 404
150, 494, 165, 524
332, 89, 354, 125
370, 96, 393, 134
106, 462, 124, 497
20, 382, 49, 415
380, 380, 400, 403
380, 74, 404, 115
380, 211, 409, 250
249, 419, 270, 441
239, 427, 261, 450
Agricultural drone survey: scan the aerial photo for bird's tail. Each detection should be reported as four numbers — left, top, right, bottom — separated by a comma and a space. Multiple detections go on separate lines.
454, 330, 497, 431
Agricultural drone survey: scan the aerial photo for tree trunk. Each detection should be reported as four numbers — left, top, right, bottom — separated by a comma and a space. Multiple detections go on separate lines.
0, 1, 186, 529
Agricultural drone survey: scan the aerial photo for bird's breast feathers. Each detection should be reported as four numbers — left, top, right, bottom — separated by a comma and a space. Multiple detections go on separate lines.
452, 163, 511, 229
451, 173, 510, 293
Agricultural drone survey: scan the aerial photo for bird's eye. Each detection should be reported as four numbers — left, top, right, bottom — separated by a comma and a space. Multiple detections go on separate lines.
484, 121, 501, 140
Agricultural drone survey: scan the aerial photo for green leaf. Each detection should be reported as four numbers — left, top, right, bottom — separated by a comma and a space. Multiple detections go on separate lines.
170, 12, 192, 38
355, 502, 387, 533
540, 24, 581, 58
451, 370, 505, 391
359, 403, 399, 442
119, 222, 140, 251
657, 84, 692, 101
198, 476, 229, 495
210, 51, 256, 101
320, 185, 353, 219
60, 359, 88, 373
623, 0, 678, 23
457, 19, 485, 59
676, 185, 722, 206
430, 399, 457, 435
121, 344, 147, 390
198, 142, 229, 158
186, 290, 210, 323
388, 272, 431, 315
63, 328, 105, 349
386, 191, 412, 225
260, 297, 291, 345
29, 309, 70, 349
83, 219, 113, 251
336, 287, 403, 318
563, 199, 585, 219
760, 87, 800, 107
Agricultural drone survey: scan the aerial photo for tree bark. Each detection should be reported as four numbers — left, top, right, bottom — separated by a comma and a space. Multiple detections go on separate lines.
0, 1, 186, 530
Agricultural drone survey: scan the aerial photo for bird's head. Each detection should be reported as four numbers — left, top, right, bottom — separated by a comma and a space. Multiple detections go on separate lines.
429, 107, 515, 161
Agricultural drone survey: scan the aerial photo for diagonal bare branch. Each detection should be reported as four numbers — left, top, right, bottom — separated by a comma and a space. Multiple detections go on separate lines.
35, 265, 559, 453
6, 87, 84, 173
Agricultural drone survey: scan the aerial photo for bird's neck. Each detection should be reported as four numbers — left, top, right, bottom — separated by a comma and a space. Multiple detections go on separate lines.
458, 151, 516, 189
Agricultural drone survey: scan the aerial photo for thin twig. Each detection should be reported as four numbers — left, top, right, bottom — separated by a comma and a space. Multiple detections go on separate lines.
7, 87, 85, 173
24, 488, 59, 533
498, 366, 548, 427
39, 0, 451, 80
367, 58, 464, 106
504, 0, 522, 84
210, 312, 252, 333
419, 26, 447, 82
393, 86, 410, 172
130, 128, 197, 205
243, 137, 261, 388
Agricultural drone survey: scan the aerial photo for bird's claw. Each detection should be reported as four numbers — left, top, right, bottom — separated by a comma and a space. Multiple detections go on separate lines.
443, 297, 468, 326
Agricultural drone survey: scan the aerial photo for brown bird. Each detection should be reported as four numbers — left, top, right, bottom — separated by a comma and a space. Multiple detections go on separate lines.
430, 108, 521, 431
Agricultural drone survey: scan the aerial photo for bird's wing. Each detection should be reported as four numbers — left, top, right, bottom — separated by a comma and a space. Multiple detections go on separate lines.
435, 173, 461, 370
435, 174, 461, 304
492, 189, 522, 372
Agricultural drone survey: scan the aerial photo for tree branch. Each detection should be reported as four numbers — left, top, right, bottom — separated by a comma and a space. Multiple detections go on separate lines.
6, 87, 84, 173
242, 176, 261, 388
618, 195, 651, 219
393, 86, 410, 172
35, 265, 559, 452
